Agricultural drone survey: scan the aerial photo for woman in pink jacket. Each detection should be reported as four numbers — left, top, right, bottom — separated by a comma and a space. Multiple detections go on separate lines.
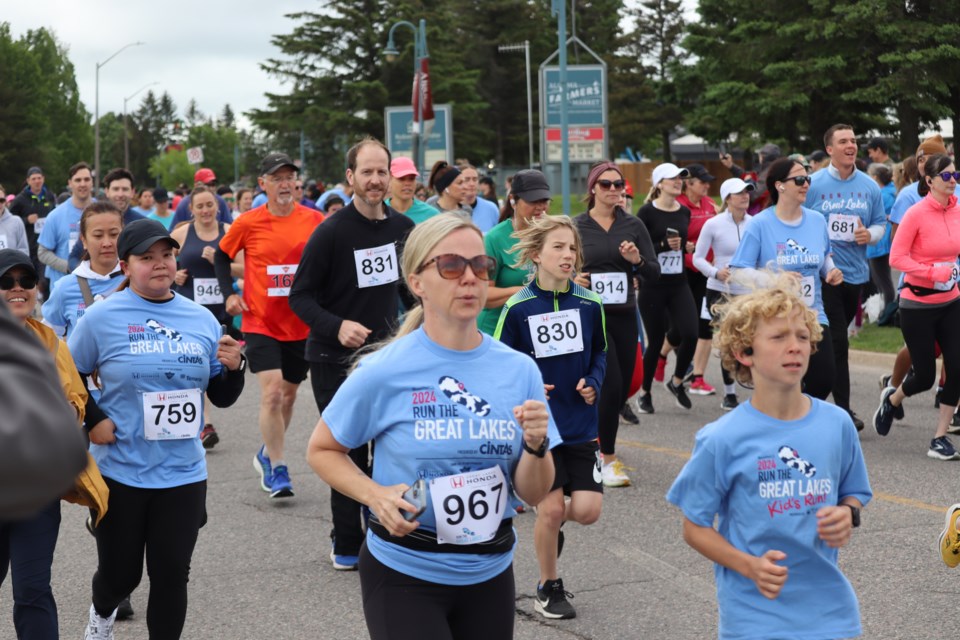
875, 153, 960, 460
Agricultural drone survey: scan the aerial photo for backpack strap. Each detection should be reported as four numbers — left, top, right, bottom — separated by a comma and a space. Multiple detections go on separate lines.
76, 276, 95, 307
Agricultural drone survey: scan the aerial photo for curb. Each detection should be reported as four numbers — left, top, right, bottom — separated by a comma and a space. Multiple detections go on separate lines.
849, 348, 897, 370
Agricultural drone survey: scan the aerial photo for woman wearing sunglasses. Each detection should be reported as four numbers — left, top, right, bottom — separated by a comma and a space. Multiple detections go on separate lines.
730, 157, 842, 400
574, 161, 659, 487
0, 249, 89, 639
876, 154, 960, 461
307, 213, 558, 640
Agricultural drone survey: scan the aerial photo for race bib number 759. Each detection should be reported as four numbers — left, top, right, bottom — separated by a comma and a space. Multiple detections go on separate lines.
142, 388, 202, 440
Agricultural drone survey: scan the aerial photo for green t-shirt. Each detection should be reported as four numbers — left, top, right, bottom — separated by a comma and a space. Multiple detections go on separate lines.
386, 198, 440, 225
478, 218, 534, 335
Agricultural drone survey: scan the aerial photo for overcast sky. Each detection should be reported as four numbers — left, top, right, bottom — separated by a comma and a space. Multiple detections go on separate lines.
5, 0, 312, 129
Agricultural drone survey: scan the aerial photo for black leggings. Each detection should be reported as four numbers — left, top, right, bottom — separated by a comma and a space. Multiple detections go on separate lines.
803, 324, 835, 400
640, 284, 697, 391
900, 298, 960, 406
668, 268, 712, 343
705, 289, 734, 386
822, 281, 862, 411
869, 256, 895, 307
310, 361, 370, 556
358, 543, 516, 640
597, 309, 638, 456
92, 477, 206, 640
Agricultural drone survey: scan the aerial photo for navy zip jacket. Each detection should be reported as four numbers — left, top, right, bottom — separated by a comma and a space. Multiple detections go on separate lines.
494, 279, 607, 444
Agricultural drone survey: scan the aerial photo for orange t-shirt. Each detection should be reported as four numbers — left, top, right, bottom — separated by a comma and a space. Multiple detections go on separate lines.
219, 203, 324, 341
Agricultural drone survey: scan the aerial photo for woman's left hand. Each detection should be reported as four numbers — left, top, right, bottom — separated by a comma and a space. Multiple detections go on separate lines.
216, 335, 242, 371
514, 400, 549, 450
685, 241, 696, 254
825, 268, 844, 286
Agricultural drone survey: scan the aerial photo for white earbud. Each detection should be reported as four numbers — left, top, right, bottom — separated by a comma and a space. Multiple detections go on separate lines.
778, 186, 785, 192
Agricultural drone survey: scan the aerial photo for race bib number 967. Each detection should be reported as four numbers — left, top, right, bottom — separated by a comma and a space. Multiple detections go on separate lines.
429, 466, 508, 545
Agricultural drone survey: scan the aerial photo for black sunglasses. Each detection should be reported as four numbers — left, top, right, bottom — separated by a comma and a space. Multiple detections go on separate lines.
782, 176, 812, 187
937, 171, 960, 182
416, 254, 497, 281
0, 272, 38, 290
596, 179, 626, 190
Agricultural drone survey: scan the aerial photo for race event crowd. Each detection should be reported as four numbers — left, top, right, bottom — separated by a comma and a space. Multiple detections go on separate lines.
1, 127, 960, 640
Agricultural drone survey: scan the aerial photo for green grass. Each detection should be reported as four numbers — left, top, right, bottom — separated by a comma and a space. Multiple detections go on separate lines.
548, 195, 587, 216
848, 323, 903, 354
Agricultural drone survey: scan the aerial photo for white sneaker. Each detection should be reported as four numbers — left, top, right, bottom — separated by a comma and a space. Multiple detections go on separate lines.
601, 460, 631, 487
85, 603, 117, 640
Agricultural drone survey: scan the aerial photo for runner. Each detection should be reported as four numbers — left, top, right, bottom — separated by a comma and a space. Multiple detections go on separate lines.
692, 177, 755, 410
37, 162, 94, 289
939, 504, 960, 568
457, 163, 500, 232
636, 163, 697, 415
215, 153, 324, 498
289, 137, 414, 571
494, 215, 606, 620
385, 156, 438, 225
172, 185, 243, 449
477, 170, 551, 335
306, 213, 559, 640
42, 202, 124, 339
574, 161, 659, 487
70, 219, 245, 640
426, 161, 468, 214
875, 153, 960, 460
730, 157, 843, 400
8, 166, 56, 295
667, 276, 871, 640
0, 183, 29, 256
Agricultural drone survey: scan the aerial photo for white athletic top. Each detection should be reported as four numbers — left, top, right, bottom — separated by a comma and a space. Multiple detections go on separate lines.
693, 211, 753, 295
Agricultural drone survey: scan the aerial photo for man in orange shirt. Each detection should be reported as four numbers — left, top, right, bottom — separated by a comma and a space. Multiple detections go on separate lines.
215, 153, 324, 498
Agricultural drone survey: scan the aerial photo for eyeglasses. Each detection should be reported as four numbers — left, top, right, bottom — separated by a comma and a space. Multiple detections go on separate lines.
0, 272, 38, 290
416, 254, 497, 280
265, 175, 297, 185
782, 176, 812, 187
596, 179, 625, 190
937, 171, 960, 182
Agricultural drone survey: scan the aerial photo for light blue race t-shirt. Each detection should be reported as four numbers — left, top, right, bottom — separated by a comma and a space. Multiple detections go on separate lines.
323, 327, 562, 586
804, 166, 886, 285
37, 198, 84, 286
68, 288, 223, 489
42, 267, 124, 339
667, 398, 872, 640
730, 206, 832, 324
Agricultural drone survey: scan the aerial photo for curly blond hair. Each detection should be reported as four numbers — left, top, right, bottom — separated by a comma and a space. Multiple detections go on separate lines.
509, 215, 583, 275
712, 273, 823, 386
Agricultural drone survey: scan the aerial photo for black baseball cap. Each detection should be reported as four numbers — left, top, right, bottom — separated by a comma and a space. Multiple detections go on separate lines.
684, 163, 715, 182
118, 219, 180, 260
511, 170, 551, 202
152, 188, 169, 203
26, 166, 43, 178
260, 153, 298, 176
0, 249, 37, 279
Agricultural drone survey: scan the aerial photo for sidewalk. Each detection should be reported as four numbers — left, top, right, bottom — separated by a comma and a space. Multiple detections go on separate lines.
850, 348, 896, 371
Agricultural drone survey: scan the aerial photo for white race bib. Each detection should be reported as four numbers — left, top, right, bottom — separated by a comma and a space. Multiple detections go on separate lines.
933, 262, 959, 292
591, 272, 627, 304
266, 264, 297, 297
527, 309, 584, 358
353, 243, 399, 288
142, 388, 202, 440
193, 278, 223, 305
33, 218, 46, 234
799, 275, 816, 307
429, 466, 508, 545
658, 250, 683, 274
68, 230, 80, 252
827, 213, 858, 242
0, 234, 8, 250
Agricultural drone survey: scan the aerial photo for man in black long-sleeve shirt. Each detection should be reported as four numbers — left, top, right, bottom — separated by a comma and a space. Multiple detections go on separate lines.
289, 138, 414, 570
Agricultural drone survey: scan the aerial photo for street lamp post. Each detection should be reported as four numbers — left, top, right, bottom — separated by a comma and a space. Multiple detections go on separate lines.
551, 0, 570, 215
95, 42, 144, 186
498, 41, 534, 168
383, 20, 428, 174
123, 81, 159, 171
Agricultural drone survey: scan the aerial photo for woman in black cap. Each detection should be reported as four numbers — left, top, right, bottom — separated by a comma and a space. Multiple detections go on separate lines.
70, 219, 246, 640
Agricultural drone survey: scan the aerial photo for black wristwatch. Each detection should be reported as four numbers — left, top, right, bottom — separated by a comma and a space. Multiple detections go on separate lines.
522, 437, 549, 458
845, 504, 861, 528
234, 355, 247, 374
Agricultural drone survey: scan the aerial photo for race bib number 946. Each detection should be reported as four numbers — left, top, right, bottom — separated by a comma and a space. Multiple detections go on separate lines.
142, 388, 202, 440
429, 466, 508, 545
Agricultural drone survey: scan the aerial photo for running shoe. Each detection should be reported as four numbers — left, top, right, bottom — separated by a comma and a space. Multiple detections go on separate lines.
619, 403, 640, 424
878, 374, 891, 390
535, 578, 576, 620
601, 460, 631, 487
937, 503, 960, 568
653, 355, 667, 383
848, 411, 864, 433
689, 377, 716, 396
928, 436, 960, 461
254, 445, 272, 493
721, 394, 739, 411
269, 465, 294, 498
330, 544, 360, 571
116, 597, 134, 621
637, 393, 654, 415
949, 410, 960, 435
873, 387, 898, 436
200, 424, 219, 449
84, 604, 116, 640
665, 379, 692, 410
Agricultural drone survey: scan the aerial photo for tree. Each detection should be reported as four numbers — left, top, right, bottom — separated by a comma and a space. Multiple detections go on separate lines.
149, 149, 196, 190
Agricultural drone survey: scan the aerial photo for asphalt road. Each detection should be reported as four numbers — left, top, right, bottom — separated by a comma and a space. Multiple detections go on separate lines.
2, 356, 957, 639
